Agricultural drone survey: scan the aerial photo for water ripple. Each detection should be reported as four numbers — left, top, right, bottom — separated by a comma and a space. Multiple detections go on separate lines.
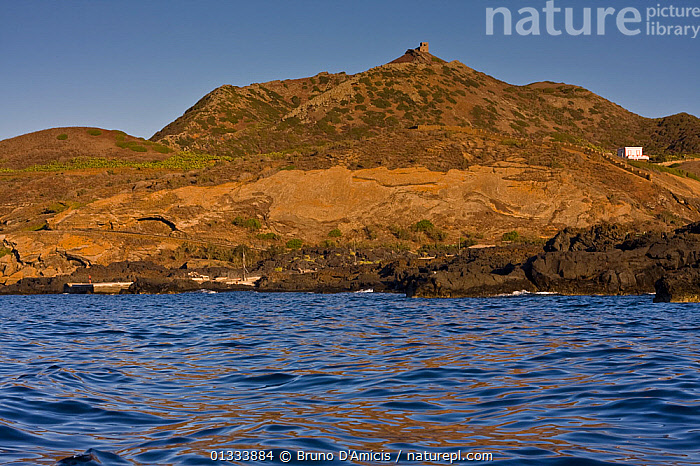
0, 293, 699, 464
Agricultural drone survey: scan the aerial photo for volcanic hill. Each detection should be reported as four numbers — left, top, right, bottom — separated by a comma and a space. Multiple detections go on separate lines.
1, 45, 700, 285
152, 47, 700, 160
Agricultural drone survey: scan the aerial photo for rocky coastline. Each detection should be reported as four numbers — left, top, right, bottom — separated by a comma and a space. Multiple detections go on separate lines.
3, 223, 700, 302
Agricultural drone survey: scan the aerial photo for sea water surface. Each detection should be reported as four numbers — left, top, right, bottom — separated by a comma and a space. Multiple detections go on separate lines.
1, 292, 699, 465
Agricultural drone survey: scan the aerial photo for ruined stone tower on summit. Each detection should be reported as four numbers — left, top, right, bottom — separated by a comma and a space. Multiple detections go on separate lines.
388, 42, 433, 64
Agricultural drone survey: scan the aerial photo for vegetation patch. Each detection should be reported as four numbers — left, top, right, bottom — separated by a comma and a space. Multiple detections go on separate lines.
328, 228, 342, 238
16, 150, 230, 173
153, 151, 231, 169
628, 161, 700, 182
550, 132, 578, 144
24, 221, 50, 232
56, 134, 68, 140
175, 242, 247, 265
501, 138, 527, 148
0, 247, 12, 259
233, 216, 262, 231
388, 225, 412, 240
411, 219, 447, 241
286, 238, 303, 249
87, 129, 102, 136
40, 201, 73, 215
501, 231, 521, 242
114, 132, 171, 153
151, 143, 172, 153
459, 237, 478, 248
117, 141, 148, 152
412, 219, 435, 232
24, 157, 127, 172
471, 105, 497, 130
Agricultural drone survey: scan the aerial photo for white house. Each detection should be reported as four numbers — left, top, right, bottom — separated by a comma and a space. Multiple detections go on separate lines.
617, 147, 648, 161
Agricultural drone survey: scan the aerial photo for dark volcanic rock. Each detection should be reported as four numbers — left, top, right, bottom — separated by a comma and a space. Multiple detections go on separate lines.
124, 277, 254, 294
544, 223, 631, 252
533, 222, 700, 299
125, 278, 202, 294
527, 249, 661, 295
405, 266, 536, 298
0, 276, 69, 295
399, 222, 700, 299
400, 245, 541, 298
256, 265, 383, 293
69, 261, 175, 282
654, 267, 700, 303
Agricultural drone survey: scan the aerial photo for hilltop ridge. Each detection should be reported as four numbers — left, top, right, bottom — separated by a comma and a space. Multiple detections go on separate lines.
151, 45, 700, 162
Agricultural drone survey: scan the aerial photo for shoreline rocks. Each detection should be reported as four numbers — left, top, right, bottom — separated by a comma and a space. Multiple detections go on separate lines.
3, 223, 700, 302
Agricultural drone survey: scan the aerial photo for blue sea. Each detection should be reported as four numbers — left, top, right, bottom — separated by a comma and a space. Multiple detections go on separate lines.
1, 292, 699, 465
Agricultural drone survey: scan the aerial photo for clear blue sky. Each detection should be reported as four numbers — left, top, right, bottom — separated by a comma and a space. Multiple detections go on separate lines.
1, 0, 698, 141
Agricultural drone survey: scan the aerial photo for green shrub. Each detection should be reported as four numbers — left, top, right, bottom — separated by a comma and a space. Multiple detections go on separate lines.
116, 140, 147, 152
502, 231, 520, 242
24, 221, 49, 232
246, 219, 262, 230
501, 138, 526, 148
413, 219, 435, 232
56, 134, 68, 140
364, 225, 378, 240
459, 237, 478, 248
41, 202, 69, 214
279, 117, 301, 130
87, 129, 102, 136
256, 232, 278, 240
328, 228, 342, 238
286, 238, 303, 249
388, 225, 411, 240
233, 216, 262, 231
19, 150, 230, 173
550, 132, 577, 143
628, 160, 700, 182
0, 246, 13, 259
426, 228, 448, 242
176, 242, 234, 263
372, 98, 391, 109
152, 143, 172, 154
